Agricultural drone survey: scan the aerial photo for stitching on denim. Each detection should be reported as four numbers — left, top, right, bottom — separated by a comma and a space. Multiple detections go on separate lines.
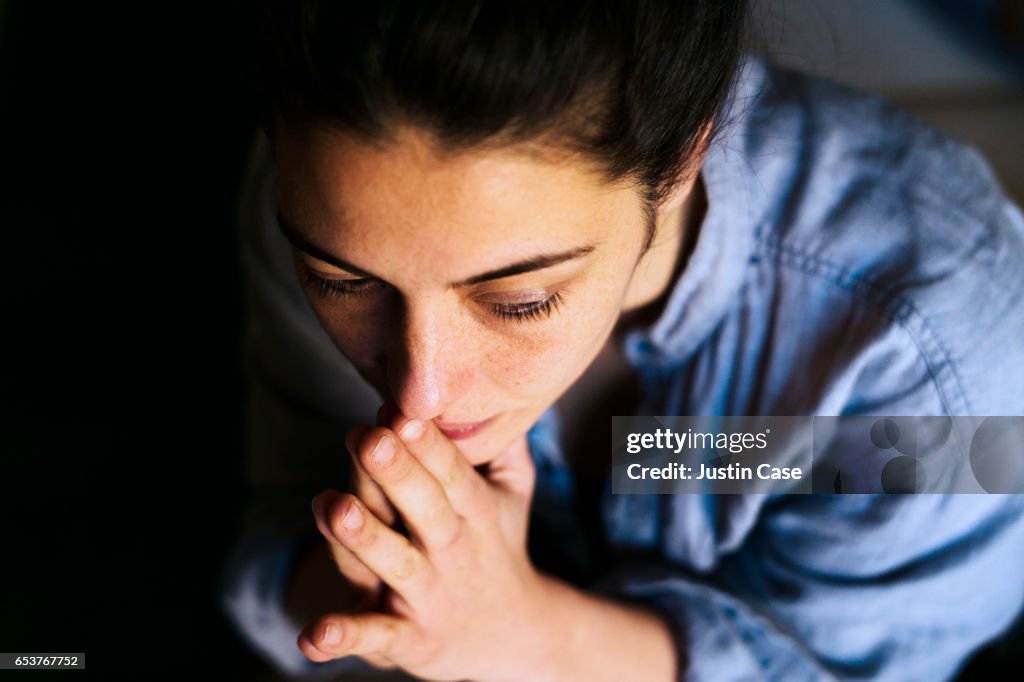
752, 234, 971, 416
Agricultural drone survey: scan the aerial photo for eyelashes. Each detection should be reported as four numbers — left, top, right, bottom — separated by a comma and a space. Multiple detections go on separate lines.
300, 265, 384, 298
299, 264, 564, 323
488, 291, 564, 322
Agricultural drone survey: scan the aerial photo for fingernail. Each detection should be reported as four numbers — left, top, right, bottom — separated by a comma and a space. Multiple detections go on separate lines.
399, 419, 425, 442
341, 500, 363, 529
371, 434, 395, 464
321, 622, 341, 646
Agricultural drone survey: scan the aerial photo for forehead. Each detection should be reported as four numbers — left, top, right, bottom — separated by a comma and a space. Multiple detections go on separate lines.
279, 123, 634, 217
273, 123, 643, 279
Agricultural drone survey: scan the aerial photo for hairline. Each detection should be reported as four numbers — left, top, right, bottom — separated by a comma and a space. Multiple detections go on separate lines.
270, 112, 666, 254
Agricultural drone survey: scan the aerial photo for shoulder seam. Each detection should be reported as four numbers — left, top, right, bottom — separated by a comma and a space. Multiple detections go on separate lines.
752, 235, 971, 415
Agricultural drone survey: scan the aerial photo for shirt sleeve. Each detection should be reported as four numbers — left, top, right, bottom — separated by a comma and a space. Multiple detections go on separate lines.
591, 492, 1024, 681
589, 347, 1024, 681
217, 132, 393, 679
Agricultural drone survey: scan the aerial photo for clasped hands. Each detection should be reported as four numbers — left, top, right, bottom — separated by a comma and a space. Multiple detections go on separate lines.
297, 402, 553, 682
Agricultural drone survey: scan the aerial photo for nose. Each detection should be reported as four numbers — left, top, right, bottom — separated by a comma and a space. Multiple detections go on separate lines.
383, 299, 473, 421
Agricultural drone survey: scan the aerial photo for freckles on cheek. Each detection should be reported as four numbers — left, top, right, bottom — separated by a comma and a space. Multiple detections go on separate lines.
485, 333, 579, 392
317, 315, 380, 364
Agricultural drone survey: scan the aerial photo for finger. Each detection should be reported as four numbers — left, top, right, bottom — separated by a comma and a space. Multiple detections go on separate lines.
346, 425, 397, 526
390, 415, 491, 518
298, 611, 416, 666
355, 427, 464, 551
312, 490, 380, 593
361, 653, 397, 670
329, 492, 436, 601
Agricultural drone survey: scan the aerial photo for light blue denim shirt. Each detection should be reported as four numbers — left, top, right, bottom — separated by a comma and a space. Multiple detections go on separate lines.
220, 56, 1024, 681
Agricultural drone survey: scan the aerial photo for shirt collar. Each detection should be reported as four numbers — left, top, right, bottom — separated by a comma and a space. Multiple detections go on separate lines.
622, 56, 769, 369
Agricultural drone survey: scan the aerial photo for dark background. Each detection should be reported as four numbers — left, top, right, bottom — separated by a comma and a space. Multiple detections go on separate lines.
0, 1, 1019, 678
0, 1, 264, 676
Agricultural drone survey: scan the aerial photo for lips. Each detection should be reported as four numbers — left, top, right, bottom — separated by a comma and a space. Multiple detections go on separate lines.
435, 415, 495, 440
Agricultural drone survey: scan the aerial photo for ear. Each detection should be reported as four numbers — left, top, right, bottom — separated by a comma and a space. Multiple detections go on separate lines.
658, 171, 699, 215
657, 121, 715, 214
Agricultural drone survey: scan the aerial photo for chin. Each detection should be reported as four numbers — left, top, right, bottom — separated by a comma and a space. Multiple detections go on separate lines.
456, 437, 504, 467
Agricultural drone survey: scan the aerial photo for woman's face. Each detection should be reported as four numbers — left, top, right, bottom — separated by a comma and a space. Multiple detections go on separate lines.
274, 123, 681, 466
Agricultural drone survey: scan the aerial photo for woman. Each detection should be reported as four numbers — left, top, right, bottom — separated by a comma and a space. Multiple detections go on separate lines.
220, 1, 1024, 680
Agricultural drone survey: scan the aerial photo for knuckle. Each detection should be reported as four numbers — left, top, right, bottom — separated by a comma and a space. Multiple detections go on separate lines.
434, 516, 463, 551
386, 455, 415, 482
382, 617, 400, 646
371, 620, 404, 664
410, 631, 443, 668
390, 543, 422, 581
442, 457, 465, 488
364, 654, 394, 670
421, 497, 450, 526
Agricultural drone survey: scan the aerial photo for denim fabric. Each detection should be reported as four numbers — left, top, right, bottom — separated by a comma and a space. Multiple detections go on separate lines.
219, 56, 1024, 681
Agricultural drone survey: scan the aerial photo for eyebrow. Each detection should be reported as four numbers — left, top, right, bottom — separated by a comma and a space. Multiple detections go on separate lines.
276, 212, 597, 288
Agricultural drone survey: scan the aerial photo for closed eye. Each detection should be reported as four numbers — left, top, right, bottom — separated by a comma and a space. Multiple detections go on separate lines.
299, 263, 385, 298
489, 291, 565, 322
300, 262, 567, 324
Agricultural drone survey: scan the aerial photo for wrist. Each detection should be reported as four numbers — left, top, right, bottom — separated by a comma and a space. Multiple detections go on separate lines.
493, 570, 574, 682
489, 569, 678, 682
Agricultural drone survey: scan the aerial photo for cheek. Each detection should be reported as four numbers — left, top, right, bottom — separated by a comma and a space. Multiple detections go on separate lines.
303, 265, 628, 398
483, 297, 616, 395
308, 302, 384, 365
484, 336, 569, 392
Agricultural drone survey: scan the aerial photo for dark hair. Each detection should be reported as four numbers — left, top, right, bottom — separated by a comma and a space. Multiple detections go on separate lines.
254, 0, 748, 249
